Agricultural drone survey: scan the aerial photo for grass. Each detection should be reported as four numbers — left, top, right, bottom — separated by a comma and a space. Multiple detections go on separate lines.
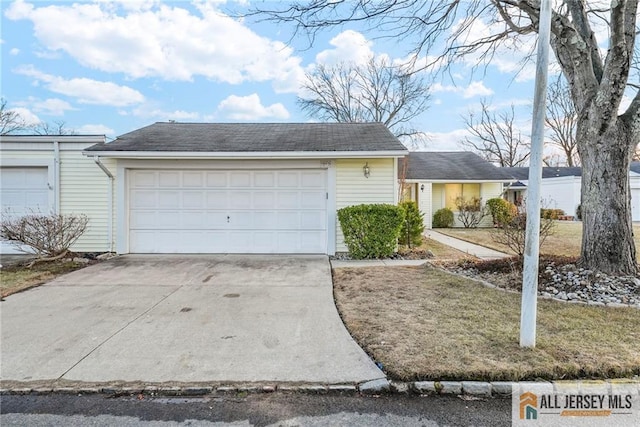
437, 221, 640, 261
398, 237, 473, 262
0, 260, 85, 298
333, 265, 640, 381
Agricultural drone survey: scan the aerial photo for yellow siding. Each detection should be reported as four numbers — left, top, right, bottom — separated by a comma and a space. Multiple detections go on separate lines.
59, 152, 114, 252
335, 158, 396, 252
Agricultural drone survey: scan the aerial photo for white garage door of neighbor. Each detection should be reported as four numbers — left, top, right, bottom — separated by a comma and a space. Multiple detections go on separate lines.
128, 169, 328, 253
632, 189, 640, 221
0, 167, 51, 254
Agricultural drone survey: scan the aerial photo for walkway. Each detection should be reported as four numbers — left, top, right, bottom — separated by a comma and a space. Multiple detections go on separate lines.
425, 230, 510, 260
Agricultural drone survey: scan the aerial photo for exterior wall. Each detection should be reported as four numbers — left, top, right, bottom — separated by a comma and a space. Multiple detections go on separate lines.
335, 158, 396, 252
60, 151, 115, 252
427, 182, 502, 228
0, 138, 111, 253
539, 176, 581, 217
417, 182, 432, 229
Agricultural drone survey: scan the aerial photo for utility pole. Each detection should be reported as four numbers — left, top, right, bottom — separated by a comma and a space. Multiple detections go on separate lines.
520, 0, 552, 348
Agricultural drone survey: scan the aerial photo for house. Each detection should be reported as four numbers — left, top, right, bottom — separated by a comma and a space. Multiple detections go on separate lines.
502, 165, 640, 220
1, 122, 408, 255
0, 134, 109, 254
400, 151, 515, 228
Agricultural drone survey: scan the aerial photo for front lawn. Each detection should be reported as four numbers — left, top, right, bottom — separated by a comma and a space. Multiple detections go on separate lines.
333, 265, 640, 381
437, 221, 640, 261
0, 260, 86, 298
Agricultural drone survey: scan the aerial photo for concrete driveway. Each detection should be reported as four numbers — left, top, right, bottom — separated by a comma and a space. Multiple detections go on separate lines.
1, 255, 383, 384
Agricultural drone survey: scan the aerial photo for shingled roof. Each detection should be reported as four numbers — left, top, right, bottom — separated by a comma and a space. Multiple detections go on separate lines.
502, 166, 583, 180
402, 151, 515, 181
84, 122, 407, 153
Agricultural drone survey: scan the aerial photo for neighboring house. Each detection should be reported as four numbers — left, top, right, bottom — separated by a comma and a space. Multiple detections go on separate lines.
0, 135, 109, 254
0, 122, 408, 255
400, 151, 515, 228
502, 165, 640, 220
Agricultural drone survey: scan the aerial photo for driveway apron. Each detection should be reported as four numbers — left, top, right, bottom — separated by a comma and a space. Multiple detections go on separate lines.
0, 255, 384, 383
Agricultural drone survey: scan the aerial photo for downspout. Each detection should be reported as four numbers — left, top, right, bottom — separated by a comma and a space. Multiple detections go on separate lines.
93, 156, 115, 252
53, 140, 60, 213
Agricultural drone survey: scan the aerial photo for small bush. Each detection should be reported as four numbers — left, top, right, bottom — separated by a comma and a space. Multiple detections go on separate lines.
398, 201, 425, 248
1, 210, 89, 266
540, 208, 565, 219
486, 198, 517, 226
338, 204, 404, 259
454, 196, 488, 228
433, 208, 454, 228
491, 212, 555, 257
576, 204, 582, 220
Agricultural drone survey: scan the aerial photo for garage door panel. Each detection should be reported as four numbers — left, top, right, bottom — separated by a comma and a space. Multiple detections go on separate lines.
128, 169, 327, 253
158, 171, 180, 187
130, 190, 156, 208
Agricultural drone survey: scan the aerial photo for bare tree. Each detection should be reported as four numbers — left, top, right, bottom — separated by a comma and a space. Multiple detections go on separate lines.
254, 1, 640, 275
0, 98, 29, 135
298, 56, 430, 140
546, 76, 579, 166
460, 101, 530, 167
0, 99, 76, 135
31, 120, 77, 136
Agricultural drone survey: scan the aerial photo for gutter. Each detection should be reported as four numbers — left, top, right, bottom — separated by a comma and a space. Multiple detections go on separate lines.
81, 150, 409, 159
53, 140, 60, 214
93, 156, 115, 253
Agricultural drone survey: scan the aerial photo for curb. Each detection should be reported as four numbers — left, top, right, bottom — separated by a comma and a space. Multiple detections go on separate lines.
2, 379, 637, 398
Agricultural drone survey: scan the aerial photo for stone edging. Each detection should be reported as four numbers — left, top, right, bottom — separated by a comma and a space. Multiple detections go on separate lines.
1, 379, 638, 399
432, 262, 640, 310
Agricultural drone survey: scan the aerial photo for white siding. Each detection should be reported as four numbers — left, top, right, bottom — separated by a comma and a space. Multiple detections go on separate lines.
335, 158, 396, 252
539, 176, 581, 217
59, 151, 114, 252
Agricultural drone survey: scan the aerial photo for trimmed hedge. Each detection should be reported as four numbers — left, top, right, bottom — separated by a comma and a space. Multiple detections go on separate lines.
398, 201, 425, 247
486, 198, 517, 226
337, 204, 404, 259
432, 208, 454, 228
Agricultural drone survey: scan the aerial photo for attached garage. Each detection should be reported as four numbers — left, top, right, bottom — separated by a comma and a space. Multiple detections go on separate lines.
84, 122, 407, 255
0, 167, 52, 254
128, 168, 328, 254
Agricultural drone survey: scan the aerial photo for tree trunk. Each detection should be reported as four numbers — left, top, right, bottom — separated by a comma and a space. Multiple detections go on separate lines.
578, 118, 637, 275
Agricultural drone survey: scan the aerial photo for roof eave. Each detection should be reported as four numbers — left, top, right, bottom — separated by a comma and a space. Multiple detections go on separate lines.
404, 178, 516, 183
82, 150, 408, 159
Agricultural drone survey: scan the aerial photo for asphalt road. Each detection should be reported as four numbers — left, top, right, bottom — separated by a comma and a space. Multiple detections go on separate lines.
1, 394, 511, 426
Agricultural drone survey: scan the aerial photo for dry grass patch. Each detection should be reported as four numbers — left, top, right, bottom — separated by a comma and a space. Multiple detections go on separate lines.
333, 265, 640, 381
437, 222, 640, 261
0, 261, 85, 298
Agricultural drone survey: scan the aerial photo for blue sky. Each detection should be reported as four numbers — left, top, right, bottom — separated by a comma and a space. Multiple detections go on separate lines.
1, 0, 547, 150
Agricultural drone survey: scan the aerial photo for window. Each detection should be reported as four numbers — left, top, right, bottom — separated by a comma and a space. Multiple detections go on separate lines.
445, 183, 480, 210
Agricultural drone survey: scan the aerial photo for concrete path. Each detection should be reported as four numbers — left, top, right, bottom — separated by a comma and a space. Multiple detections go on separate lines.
331, 259, 428, 269
1, 255, 384, 384
425, 230, 510, 260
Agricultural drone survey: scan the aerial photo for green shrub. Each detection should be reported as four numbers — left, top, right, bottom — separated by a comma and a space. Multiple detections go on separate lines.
576, 204, 582, 220
432, 208, 454, 228
486, 198, 517, 226
337, 204, 405, 259
398, 201, 425, 247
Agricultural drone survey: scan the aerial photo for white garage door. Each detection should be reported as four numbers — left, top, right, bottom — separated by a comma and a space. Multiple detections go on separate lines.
0, 167, 51, 254
632, 189, 640, 221
128, 169, 328, 253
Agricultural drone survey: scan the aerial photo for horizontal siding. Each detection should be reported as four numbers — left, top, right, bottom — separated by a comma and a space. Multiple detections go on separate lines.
417, 182, 432, 229
0, 151, 54, 161
335, 158, 396, 252
59, 152, 114, 252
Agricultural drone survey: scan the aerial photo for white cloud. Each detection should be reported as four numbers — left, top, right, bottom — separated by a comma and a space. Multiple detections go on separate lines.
10, 107, 41, 126
15, 66, 145, 106
32, 98, 74, 116
131, 106, 201, 121
431, 81, 493, 99
421, 129, 471, 151
315, 30, 374, 66
5, 0, 304, 93
76, 124, 114, 135
9, 47, 20, 55
463, 81, 494, 98
217, 93, 289, 120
